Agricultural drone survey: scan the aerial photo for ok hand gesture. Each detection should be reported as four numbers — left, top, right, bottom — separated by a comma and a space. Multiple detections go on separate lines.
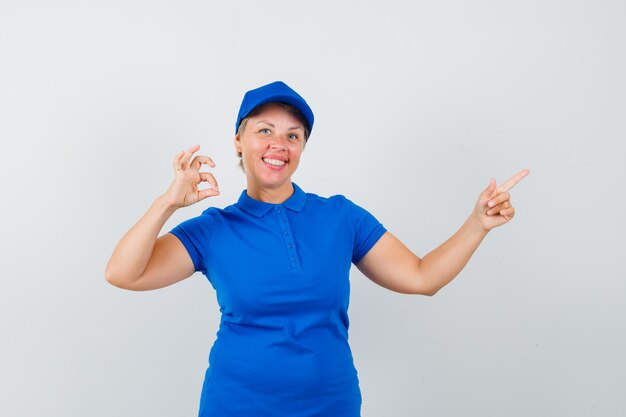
474, 169, 530, 232
162, 144, 220, 209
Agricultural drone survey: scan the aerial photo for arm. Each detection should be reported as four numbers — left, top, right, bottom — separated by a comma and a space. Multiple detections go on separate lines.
356, 169, 529, 296
105, 144, 219, 291
356, 216, 487, 296
104, 196, 195, 291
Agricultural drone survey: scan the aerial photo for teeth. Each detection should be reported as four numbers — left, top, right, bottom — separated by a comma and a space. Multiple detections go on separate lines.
263, 158, 285, 166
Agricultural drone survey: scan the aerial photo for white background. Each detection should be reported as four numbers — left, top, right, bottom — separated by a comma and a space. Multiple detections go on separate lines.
1, 0, 624, 416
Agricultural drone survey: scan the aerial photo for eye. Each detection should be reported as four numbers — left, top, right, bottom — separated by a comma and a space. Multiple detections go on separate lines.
259, 128, 271, 134
288, 133, 299, 140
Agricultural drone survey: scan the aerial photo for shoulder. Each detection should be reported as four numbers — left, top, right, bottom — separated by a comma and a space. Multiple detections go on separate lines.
303, 191, 355, 209
183, 206, 216, 224
201, 202, 239, 219
308, 191, 371, 216
301, 191, 373, 226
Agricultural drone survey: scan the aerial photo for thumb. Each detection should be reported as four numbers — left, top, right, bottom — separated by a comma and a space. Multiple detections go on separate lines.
482, 178, 497, 199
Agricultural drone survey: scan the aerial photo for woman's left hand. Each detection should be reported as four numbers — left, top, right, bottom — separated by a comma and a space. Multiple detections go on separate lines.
473, 169, 530, 232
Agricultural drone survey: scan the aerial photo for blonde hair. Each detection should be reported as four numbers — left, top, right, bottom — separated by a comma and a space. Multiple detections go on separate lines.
235, 102, 309, 171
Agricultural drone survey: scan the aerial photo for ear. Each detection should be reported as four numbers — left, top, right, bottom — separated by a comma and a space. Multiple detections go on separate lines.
234, 135, 242, 154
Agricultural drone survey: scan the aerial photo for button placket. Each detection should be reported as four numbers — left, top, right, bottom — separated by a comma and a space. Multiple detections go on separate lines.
274, 206, 301, 272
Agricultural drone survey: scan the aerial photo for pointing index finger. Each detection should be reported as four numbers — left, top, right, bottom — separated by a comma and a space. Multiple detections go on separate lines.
498, 169, 530, 192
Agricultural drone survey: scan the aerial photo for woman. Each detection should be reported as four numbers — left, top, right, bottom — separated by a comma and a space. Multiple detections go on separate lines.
105, 81, 529, 416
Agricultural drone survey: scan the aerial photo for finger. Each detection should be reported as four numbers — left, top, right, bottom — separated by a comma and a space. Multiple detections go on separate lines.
182, 144, 201, 169
172, 150, 185, 171
487, 201, 511, 216
500, 206, 515, 221
198, 187, 220, 200
487, 191, 511, 209
498, 168, 530, 192
482, 178, 497, 199
199, 172, 219, 192
191, 155, 216, 170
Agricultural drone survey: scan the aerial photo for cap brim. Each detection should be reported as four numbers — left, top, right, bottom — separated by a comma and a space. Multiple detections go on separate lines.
242, 94, 314, 132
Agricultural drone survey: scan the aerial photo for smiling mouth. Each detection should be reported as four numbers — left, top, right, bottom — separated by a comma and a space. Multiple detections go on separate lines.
262, 157, 286, 167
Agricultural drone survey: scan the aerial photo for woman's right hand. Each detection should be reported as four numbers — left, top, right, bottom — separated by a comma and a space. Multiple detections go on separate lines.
162, 144, 220, 209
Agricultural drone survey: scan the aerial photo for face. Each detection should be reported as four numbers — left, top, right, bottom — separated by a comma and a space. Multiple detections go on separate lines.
234, 103, 306, 195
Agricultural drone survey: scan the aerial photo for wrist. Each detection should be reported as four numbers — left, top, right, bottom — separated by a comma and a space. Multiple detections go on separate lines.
154, 194, 179, 215
468, 212, 490, 237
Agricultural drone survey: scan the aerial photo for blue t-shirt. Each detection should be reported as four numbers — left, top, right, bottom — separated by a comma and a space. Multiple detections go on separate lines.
169, 182, 386, 417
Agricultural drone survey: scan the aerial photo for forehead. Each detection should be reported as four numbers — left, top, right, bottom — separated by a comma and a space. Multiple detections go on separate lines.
248, 103, 305, 127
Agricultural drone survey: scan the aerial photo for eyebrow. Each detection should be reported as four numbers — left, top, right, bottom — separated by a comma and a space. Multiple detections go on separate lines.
256, 121, 304, 131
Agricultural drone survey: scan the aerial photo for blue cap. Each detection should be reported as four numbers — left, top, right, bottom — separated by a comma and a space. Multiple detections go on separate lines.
235, 81, 314, 136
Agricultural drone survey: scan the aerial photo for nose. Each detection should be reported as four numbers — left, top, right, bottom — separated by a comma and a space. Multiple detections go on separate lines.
269, 135, 288, 150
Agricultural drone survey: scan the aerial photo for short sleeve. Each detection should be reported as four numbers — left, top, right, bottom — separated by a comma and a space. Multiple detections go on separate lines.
168, 210, 215, 273
344, 197, 387, 264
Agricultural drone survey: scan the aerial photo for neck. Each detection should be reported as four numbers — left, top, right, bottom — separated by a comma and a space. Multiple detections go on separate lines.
246, 180, 294, 204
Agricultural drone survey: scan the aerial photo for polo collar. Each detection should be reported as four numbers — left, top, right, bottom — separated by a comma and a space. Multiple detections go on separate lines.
237, 182, 307, 217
